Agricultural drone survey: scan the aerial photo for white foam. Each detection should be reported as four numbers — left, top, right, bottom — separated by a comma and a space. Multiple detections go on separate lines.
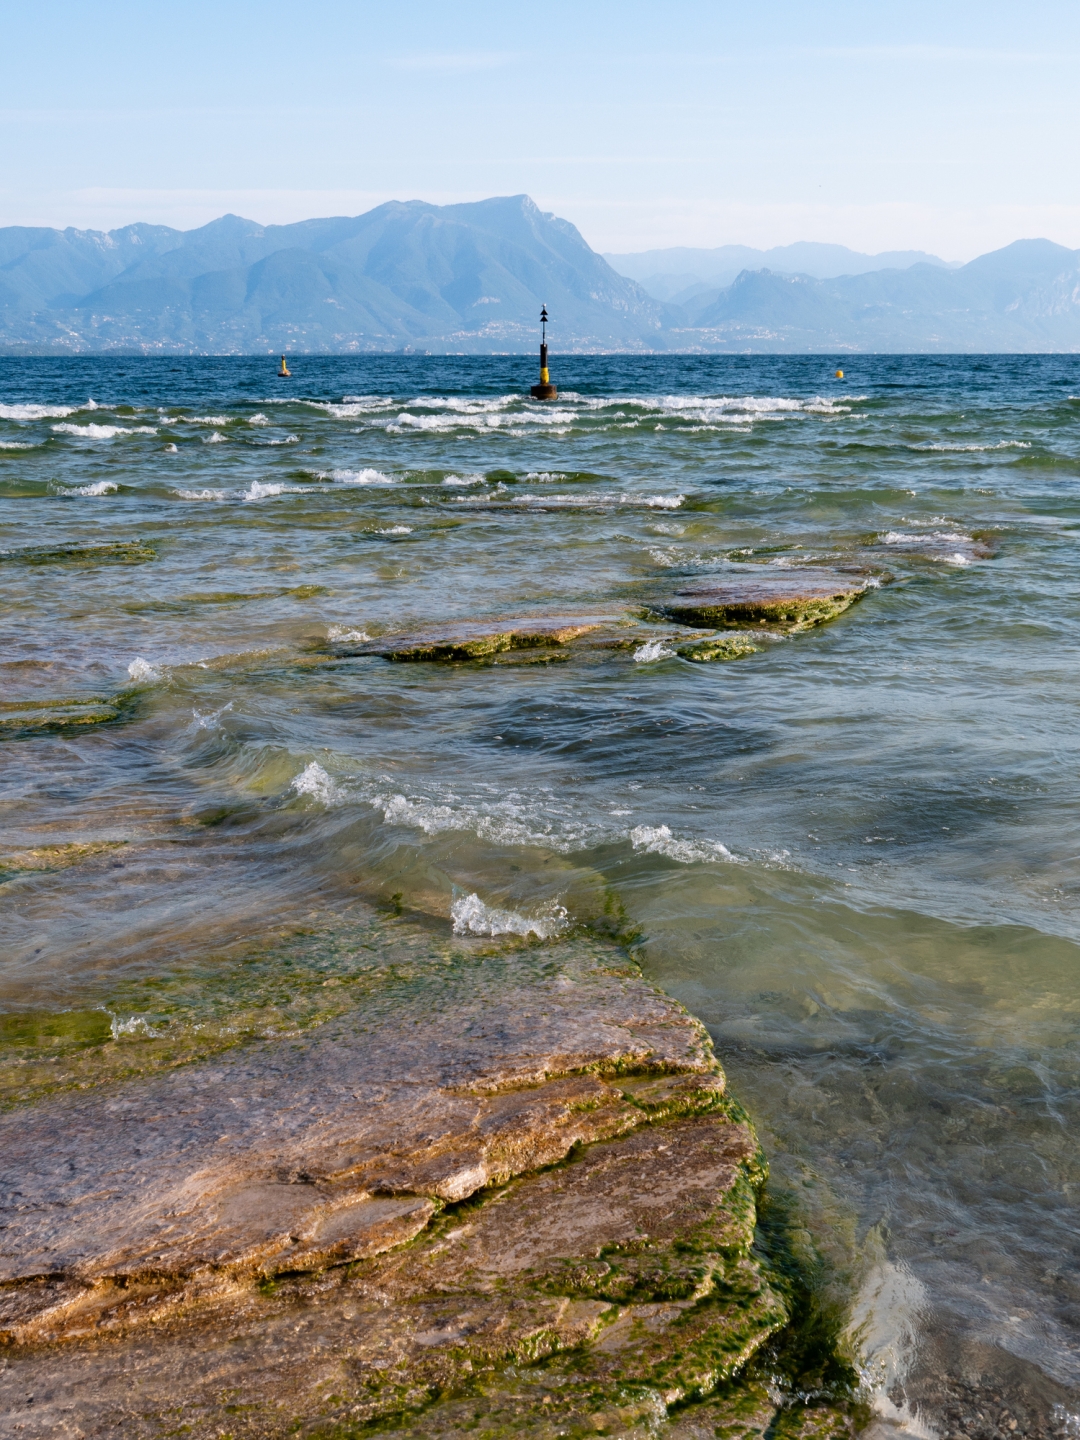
525, 471, 565, 481
62, 480, 118, 496
202, 431, 227, 444
109, 1014, 159, 1040
909, 439, 1030, 452
376, 525, 412, 535
248, 413, 270, 425
0, 402, 77, 420
242, 480, 286, 501
327, 625, 370, 642
183, 415, 229, 426
163, 442, 179, 453
262, 434, 299, 445
650, 522, 686, 535
127, 657, 162, 683
326, 467, 394, 485
53, 423, 156, 439
630, 824, 741, 864
442, 473, 485, 486
292, 760, 341, 805
191, 701, 233, 731
175, 487, 226, 500
451, 892, 568, 939
0, 441, 37, 450
633, 640, 676, 663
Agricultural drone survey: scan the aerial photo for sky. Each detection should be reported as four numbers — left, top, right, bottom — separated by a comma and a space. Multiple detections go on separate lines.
3, 0, 1080, 260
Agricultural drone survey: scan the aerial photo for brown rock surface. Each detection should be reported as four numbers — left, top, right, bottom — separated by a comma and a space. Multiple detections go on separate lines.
0, 940, 857, 1437
664, 567, 870, 632
333, 616, 614, 662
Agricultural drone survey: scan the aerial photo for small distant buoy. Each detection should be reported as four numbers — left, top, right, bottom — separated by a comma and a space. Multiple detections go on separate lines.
834, 369, 844, 379
277, 354, 291, 378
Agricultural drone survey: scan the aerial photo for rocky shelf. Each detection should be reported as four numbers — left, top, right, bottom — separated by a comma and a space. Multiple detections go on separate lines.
663, 568, 872, 632
0, 937, 859, 1438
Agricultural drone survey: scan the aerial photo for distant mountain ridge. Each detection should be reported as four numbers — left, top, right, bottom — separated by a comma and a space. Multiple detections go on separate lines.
0, 197, 663, 355
1, 198, 1079, 353
603, 241, 959, 307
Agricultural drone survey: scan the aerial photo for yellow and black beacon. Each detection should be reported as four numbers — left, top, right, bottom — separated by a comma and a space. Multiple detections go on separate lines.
530, 305, 557, 400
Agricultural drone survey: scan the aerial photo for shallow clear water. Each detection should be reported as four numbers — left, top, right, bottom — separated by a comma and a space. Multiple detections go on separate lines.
2, 355, 1079, 1430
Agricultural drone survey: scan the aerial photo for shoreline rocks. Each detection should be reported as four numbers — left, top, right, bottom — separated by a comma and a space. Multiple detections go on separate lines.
664, 568, 871, 632
0, 937, 857, 1437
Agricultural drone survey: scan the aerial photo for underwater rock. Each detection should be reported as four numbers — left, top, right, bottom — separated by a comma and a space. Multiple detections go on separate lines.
0, 540, 157, 566
664, 568, 870, 632
0, 943, 834, 1438
677, 634, 762, 662
335, 616, 610, 662
0, 697, 124, 736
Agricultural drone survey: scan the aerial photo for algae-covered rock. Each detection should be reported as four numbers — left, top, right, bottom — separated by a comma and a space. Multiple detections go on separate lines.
0, 697, 124, 736
665, 569, 869, 632
0, 540, 157, 566
336, 617, 611, 662
677, 634, 762, 662
0, 940, 856, 1439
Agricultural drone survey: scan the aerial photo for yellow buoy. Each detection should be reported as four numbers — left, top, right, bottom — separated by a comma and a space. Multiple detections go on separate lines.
834, 369, 844, 379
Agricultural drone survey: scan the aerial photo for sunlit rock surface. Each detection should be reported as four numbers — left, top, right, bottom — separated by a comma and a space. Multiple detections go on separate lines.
0, 941, 855, 1437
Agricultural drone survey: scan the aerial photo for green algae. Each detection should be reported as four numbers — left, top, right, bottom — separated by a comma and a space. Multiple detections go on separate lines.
665, 590, 862, 633
677, 635, 761, 663
0, 540, 157, 565
0, 695, 130, 736
0, 916, 652, 1109
0, 839, 127, 879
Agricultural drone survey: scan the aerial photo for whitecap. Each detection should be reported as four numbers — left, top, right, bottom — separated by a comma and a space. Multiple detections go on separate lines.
0, 441, 37, 450
248, 413, 270, 425
53, 423, 156, 439
183, 415, 229, 426
442, 473, 485, 486
163, 442, 179, 453
327, 625, 370, 642
242, 480, 286, 501
451, 892, 568, 939
630, 823, 741, 864
325, 467, 394, 485
62, 480, 118, 496
202, 431, 227, 444
175, 487, 226, 501
633, 640, 676, 663
262, 434, 299, 445
292, 760, 341, 805
375, 525, 412, 535
127, 657, 162, 683
0, 402, 77, 420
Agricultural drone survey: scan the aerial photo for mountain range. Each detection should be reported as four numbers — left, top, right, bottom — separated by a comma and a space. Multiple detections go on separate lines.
2, 195, 1079, 354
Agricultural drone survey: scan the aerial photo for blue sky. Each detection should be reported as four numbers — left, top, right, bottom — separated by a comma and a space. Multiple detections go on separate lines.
3, 0, 1079, 257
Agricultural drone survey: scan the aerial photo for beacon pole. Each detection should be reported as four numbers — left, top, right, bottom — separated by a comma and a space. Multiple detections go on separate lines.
529, 305, 557, 400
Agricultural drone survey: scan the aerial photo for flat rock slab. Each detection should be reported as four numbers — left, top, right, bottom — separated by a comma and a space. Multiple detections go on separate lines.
0, 938, 861, 1438
0, 944, 717, 1344
334, 616, 618, 662
665, 567, 870, 632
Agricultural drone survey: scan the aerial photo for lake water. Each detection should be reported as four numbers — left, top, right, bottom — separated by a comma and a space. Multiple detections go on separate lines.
2, 354, 1079, 1435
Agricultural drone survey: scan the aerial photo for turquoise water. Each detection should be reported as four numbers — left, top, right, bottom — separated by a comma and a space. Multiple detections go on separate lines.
2, 355, 1079, 1430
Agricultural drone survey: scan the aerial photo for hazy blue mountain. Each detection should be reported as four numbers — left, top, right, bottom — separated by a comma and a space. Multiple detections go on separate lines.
0, 197, 664, 354
604, 241, 957, 307
684, 240, 1080, 352
1, 202, 1080, 353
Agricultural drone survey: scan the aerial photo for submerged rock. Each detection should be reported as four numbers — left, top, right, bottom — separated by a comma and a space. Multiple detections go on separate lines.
664, 568, 870, 632
0, 540, 157, 566
677, 633, 762, 662
0, 940, 856, 1437
335, 616, 612, 662
0, 697, 124, 735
